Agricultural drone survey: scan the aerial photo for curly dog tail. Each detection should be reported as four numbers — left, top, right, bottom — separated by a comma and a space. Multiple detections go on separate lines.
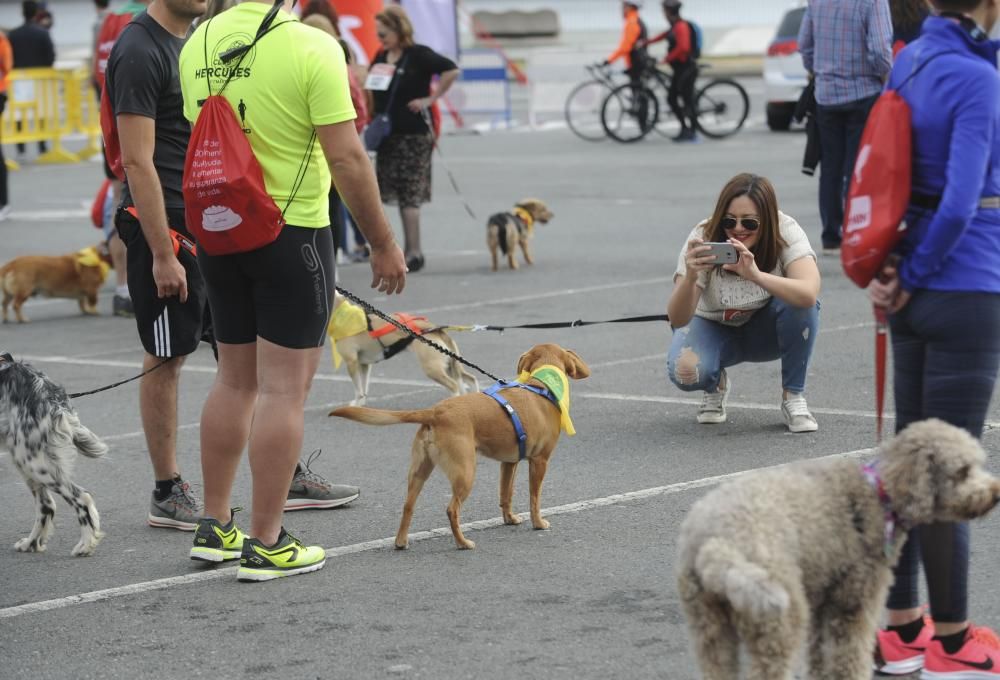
694, 538, 789, 617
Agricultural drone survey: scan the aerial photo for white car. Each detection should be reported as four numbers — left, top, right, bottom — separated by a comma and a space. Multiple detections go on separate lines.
763, 4, 808, 131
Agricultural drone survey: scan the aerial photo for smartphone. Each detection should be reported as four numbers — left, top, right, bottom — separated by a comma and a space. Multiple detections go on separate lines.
703, 242, 739, 265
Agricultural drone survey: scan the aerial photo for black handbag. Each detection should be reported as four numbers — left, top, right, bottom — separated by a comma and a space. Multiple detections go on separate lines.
364, 53, 409, 152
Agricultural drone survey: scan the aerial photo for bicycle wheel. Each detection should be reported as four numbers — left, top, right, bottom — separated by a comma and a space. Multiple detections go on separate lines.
601, 83, 659, 143
694, 78, 750, 139
565, 79, 613, 142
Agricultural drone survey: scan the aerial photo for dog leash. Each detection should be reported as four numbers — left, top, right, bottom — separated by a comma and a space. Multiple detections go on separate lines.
67, 357, 176, 399
336, 286, 502, 383
445, 314, 669, 333
420, 107, 478, 221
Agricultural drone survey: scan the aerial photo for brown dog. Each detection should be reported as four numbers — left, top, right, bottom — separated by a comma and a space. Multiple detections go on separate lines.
486, 198, 554, 271
327, 293, 479, 406
1, 245, 112, 323
329, 343, 589, 550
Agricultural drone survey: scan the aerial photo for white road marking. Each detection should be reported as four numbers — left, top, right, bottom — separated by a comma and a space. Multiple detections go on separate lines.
0, 445, 877, 620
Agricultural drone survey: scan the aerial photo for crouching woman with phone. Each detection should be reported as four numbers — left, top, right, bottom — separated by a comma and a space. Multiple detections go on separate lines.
666, 173, 822, 432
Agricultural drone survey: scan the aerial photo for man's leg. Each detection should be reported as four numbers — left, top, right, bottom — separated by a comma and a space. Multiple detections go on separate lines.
816, 103, 848, 249
200, 341, 257, 523
140, 352, 186, 480
247, 340, 324, 545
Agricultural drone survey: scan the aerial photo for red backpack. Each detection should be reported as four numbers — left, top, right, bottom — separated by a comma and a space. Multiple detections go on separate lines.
183, 0, 313, 256
94, 9, 137, 92
98, 13, 146, 182
841, 51, 954, 288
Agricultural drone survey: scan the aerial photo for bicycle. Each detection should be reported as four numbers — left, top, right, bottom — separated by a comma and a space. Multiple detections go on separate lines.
601, 62, 750, 143
564, 63, 625, 142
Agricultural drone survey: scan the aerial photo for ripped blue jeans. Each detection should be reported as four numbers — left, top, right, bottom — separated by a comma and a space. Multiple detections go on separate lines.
666, 298, 820, 394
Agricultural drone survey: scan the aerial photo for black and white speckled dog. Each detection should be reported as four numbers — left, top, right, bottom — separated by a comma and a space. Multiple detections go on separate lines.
0, 352, 106, 556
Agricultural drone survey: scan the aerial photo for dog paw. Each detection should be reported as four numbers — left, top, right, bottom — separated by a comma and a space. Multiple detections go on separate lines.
394, 541, 408, 550
14, 537, 45, 553
503, 514, 522, 526
71, 531, 103, 557
532, 519, 551, 531
457, 539, 476, 550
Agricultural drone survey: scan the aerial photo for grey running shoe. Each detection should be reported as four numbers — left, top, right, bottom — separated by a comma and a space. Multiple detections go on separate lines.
285, 449, 360, 511
697, 370, 730, 424
148, 477, 202, 531
782, 394, 819, 433
112, 294, 134, 318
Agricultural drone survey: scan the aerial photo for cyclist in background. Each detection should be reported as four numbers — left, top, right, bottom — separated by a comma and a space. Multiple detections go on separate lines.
603, 0, 648, 85
647, 0, 698, 142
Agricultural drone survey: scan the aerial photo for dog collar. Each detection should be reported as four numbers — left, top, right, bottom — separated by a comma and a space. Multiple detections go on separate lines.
484, 379, 562, 460
862, 463, 903, 558
513, 206, 534, 233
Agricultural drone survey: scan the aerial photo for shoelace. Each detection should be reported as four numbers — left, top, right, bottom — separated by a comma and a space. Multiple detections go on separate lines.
784, 395, 812, 418
172, 480, 200, 511
700, 376, 727, 412
296, 449, 330, 487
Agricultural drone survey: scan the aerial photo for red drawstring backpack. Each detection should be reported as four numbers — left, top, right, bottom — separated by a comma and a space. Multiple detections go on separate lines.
840, 50, 954, 438
182, 0, 315, 256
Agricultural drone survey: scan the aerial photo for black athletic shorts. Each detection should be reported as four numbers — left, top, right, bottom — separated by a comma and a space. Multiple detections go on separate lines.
196, 225, 335, 349
116, 206, 210, 358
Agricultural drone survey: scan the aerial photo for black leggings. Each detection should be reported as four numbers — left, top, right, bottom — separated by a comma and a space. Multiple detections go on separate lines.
668, 61, 697, 132
885, 290, 1000, 622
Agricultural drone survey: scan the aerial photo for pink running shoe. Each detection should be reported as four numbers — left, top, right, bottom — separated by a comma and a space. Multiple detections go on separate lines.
922, 626, 1000, 679
874, 618, 935, 675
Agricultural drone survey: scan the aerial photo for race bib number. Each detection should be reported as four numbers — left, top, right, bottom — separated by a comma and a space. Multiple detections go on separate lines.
365, 63, 396, 91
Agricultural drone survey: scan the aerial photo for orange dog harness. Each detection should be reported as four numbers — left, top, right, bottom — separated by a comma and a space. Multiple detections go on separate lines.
124, 206, 197, 257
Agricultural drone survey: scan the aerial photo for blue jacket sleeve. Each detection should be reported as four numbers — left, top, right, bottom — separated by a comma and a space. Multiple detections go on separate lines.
866, 0, 893, 77
798, 6, 814, 73
901, 70, 999, 291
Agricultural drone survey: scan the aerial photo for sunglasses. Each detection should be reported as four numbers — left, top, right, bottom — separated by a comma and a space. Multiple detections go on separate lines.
720, 216, 760, 232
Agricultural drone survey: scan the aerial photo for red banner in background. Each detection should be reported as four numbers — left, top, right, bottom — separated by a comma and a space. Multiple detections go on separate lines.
332, 0, 383, 65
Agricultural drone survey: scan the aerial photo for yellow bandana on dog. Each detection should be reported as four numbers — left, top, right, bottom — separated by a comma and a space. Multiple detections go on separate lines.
513, 206, 535, 234
75, 247, 111, 281
517, 364, 575, 436
327, 300, 368, 369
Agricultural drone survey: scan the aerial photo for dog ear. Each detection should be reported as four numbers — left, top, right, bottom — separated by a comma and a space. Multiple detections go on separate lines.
516, 348, 537, 375
562, 349, 591, 380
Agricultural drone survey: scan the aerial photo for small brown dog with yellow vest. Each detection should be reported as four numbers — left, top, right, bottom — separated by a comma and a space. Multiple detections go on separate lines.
326, 292, 479, 407
1, 245, 112, 323
486, 198, 554, 271
330, 344, 590, 550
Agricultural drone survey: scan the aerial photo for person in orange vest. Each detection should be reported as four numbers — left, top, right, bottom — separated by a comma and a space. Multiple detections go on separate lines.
603, 0, 648, 84
0, 30, 11, 220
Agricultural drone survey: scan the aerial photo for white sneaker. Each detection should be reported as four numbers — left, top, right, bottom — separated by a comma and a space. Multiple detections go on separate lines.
697, 370, 730, 424
782, 393, 818, 433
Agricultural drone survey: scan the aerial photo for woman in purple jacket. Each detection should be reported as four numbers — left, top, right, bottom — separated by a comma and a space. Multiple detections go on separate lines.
870, 1, 1000, 676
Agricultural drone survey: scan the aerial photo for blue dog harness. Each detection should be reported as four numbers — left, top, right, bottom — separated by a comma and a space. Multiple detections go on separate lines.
483, 380, 561, 460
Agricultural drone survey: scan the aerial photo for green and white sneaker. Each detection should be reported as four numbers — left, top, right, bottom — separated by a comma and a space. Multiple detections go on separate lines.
237, 528, 326, 582
190, 511, 246, 563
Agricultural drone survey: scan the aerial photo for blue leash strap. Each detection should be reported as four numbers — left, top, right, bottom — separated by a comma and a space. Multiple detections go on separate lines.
483, 380, 561, 460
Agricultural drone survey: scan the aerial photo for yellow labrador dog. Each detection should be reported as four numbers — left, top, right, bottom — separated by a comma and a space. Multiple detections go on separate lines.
327, 293, 479, 407
486, 198, 554, 271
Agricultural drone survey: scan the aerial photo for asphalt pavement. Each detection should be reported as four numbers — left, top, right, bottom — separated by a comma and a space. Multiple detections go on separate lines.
2, 80, 999, 680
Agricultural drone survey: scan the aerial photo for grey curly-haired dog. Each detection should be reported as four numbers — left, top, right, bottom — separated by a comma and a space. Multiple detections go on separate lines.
676, 419, 1000, 680
0, 353, 107, 556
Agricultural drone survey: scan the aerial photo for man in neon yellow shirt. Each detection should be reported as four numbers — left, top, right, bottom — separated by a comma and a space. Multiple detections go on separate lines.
179, 0, 406, 582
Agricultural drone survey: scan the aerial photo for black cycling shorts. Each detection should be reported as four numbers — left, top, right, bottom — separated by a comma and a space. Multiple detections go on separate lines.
116, 206, 210, 358
196, 225, 335, 349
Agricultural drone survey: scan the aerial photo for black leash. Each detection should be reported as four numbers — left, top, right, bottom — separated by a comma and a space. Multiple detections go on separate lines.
336, 286, 502, 383
471, 314, 669, 333
68, 357, 176, 399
